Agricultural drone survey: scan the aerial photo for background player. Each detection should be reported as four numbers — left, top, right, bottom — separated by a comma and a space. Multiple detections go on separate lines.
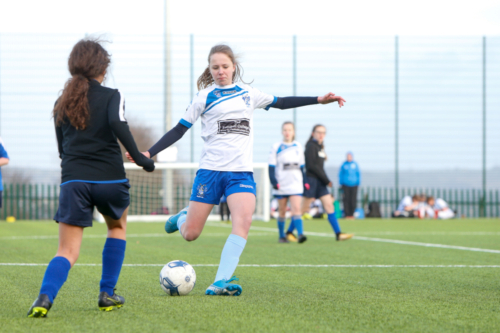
0, 137, 9, 214
301, 125, 353, 241
27, 39, 154, 318
128, 44, 346, 296
268, 121, 309, 244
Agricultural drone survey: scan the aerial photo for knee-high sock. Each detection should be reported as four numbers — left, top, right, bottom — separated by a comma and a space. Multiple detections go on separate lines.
327, 212, 341, 234
39, 256, 71, 303
100, 238, 126, 295
277, 217, 286, 238
177, 214, 187, 235
214, 234, 247, 282
292, 215, 304, 236
287, 219, 296, 234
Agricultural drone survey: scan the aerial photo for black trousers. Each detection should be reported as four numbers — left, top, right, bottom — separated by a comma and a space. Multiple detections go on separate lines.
342, 185, 358, 217
220, 202, 230, 221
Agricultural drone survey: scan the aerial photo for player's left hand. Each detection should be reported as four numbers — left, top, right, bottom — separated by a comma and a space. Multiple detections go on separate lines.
318, 93, 346, 107
304, 183, 310, 191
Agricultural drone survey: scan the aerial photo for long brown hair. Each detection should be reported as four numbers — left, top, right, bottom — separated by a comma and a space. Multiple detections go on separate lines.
53, 39, 111, 130
307, 124, 326, 149
197, 44, 250, 90
282, 121, 295, 141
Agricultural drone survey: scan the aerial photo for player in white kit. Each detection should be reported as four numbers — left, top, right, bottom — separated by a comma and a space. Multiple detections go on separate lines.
128, 44, 346, 296
268, 122, 309, 244
426, 196, 455, 219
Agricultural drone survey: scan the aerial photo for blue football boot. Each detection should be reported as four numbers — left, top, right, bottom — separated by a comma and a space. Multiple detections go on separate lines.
165, 206, 188, 234
205, 276, 242, 296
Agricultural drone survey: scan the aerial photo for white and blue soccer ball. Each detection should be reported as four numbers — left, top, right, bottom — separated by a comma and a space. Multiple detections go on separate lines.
159, 260, 196, 296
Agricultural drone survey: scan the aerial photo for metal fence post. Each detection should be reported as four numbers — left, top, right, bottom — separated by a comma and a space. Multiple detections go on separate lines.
481, 36, 486, 217
395, 35, 399, 201
293, 35, 297, 125
190, 33, 194, 163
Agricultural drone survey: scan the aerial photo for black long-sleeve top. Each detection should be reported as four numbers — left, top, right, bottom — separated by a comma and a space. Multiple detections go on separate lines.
304, 139, 330, 186
55, 79, 154, 183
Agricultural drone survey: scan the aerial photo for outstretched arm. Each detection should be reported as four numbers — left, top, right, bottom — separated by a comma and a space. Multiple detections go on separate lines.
148, 122, 189, 158
268, 93, 346, 110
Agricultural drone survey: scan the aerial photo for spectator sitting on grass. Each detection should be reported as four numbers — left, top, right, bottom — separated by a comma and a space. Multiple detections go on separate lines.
425, 196, 455, 220
392, 194, 419, 218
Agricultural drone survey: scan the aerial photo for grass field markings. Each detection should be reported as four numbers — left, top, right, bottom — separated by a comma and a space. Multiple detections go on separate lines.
0, 232, 273, 241
206, 223, 500, 254
353, 232, 500, 236
2, 263, 500, 268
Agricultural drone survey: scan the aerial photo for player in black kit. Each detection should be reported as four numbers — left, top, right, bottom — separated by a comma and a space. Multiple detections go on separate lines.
27, 39, 154, 318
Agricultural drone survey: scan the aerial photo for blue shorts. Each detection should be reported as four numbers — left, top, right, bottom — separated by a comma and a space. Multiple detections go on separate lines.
54, 180, 130, 228
274, 194, 303, 200
190, 169, 256, 205
303, 176, 330, 199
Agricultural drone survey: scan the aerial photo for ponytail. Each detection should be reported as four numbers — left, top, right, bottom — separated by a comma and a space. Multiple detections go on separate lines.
54, 75, 90, 130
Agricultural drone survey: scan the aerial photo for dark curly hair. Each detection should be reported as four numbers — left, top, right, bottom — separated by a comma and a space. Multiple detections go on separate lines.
53, 38, 110, 130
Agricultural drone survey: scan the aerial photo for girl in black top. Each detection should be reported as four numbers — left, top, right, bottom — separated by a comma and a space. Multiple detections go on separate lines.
28, 39, 154, 318
301, 125, 353, 241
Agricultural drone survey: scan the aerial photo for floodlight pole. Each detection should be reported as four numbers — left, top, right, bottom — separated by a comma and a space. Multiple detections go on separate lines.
190, 34, 194, 163
481, 36, 486, 216
395, 36, 399, 200
293, 35, 297, 126
164, 0, 173, 211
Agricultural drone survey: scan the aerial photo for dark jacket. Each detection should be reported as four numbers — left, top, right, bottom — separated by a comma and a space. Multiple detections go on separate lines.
55, 79, 154, 183
304, 139, 330, 186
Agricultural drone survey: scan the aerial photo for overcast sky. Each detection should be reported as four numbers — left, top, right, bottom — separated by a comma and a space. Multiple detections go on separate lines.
1, 0, 499, 36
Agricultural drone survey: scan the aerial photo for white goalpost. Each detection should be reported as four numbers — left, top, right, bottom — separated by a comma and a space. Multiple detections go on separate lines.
117, 162, 270, 222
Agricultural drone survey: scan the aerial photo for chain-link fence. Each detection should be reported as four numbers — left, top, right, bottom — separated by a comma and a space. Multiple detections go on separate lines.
0, 34, 499, 218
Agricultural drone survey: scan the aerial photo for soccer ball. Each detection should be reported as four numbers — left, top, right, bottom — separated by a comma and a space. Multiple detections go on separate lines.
159, 260, 196, 296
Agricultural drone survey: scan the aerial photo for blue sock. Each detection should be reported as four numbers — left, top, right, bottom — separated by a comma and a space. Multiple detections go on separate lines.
277, 217, 286, 238
214, 234, 247, 282
287, 220, 295, 234
292, 215, 304, 236
39, 256, 71, 303
177, 214, 187, 234
327, 213, 341, 234
100, 238, 126, 295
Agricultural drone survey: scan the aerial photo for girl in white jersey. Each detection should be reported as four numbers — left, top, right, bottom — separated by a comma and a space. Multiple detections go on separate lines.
128, 44, 346, 296
268, 122, 309, 244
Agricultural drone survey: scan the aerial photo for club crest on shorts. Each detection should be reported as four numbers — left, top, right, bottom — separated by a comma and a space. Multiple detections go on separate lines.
242, 94, 250, 107
197, 184, 207, 198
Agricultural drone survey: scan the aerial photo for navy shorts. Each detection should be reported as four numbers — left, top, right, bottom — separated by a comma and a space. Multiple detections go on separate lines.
190, 169, 256, 205
54, 180, 130, 228
303, 176, 330, 199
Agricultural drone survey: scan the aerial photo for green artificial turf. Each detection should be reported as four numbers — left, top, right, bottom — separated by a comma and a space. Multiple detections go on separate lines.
1, 218, 499, 332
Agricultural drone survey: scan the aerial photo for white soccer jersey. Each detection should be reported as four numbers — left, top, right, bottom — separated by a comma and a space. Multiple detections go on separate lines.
434, 198, 448, 210
268, 141, 305, 195
396, 196, 412, 211
181, 83, 275, 172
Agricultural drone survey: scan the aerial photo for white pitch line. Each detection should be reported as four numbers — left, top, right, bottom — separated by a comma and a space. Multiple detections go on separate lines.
206, 223, 500, 254
0, 232, 273, 241
1, 263, 500, 268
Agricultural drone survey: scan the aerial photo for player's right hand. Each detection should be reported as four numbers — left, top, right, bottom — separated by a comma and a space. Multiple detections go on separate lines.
126, 151, 150, 163
304, 183, 310, 191
273, 184, 280, 190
